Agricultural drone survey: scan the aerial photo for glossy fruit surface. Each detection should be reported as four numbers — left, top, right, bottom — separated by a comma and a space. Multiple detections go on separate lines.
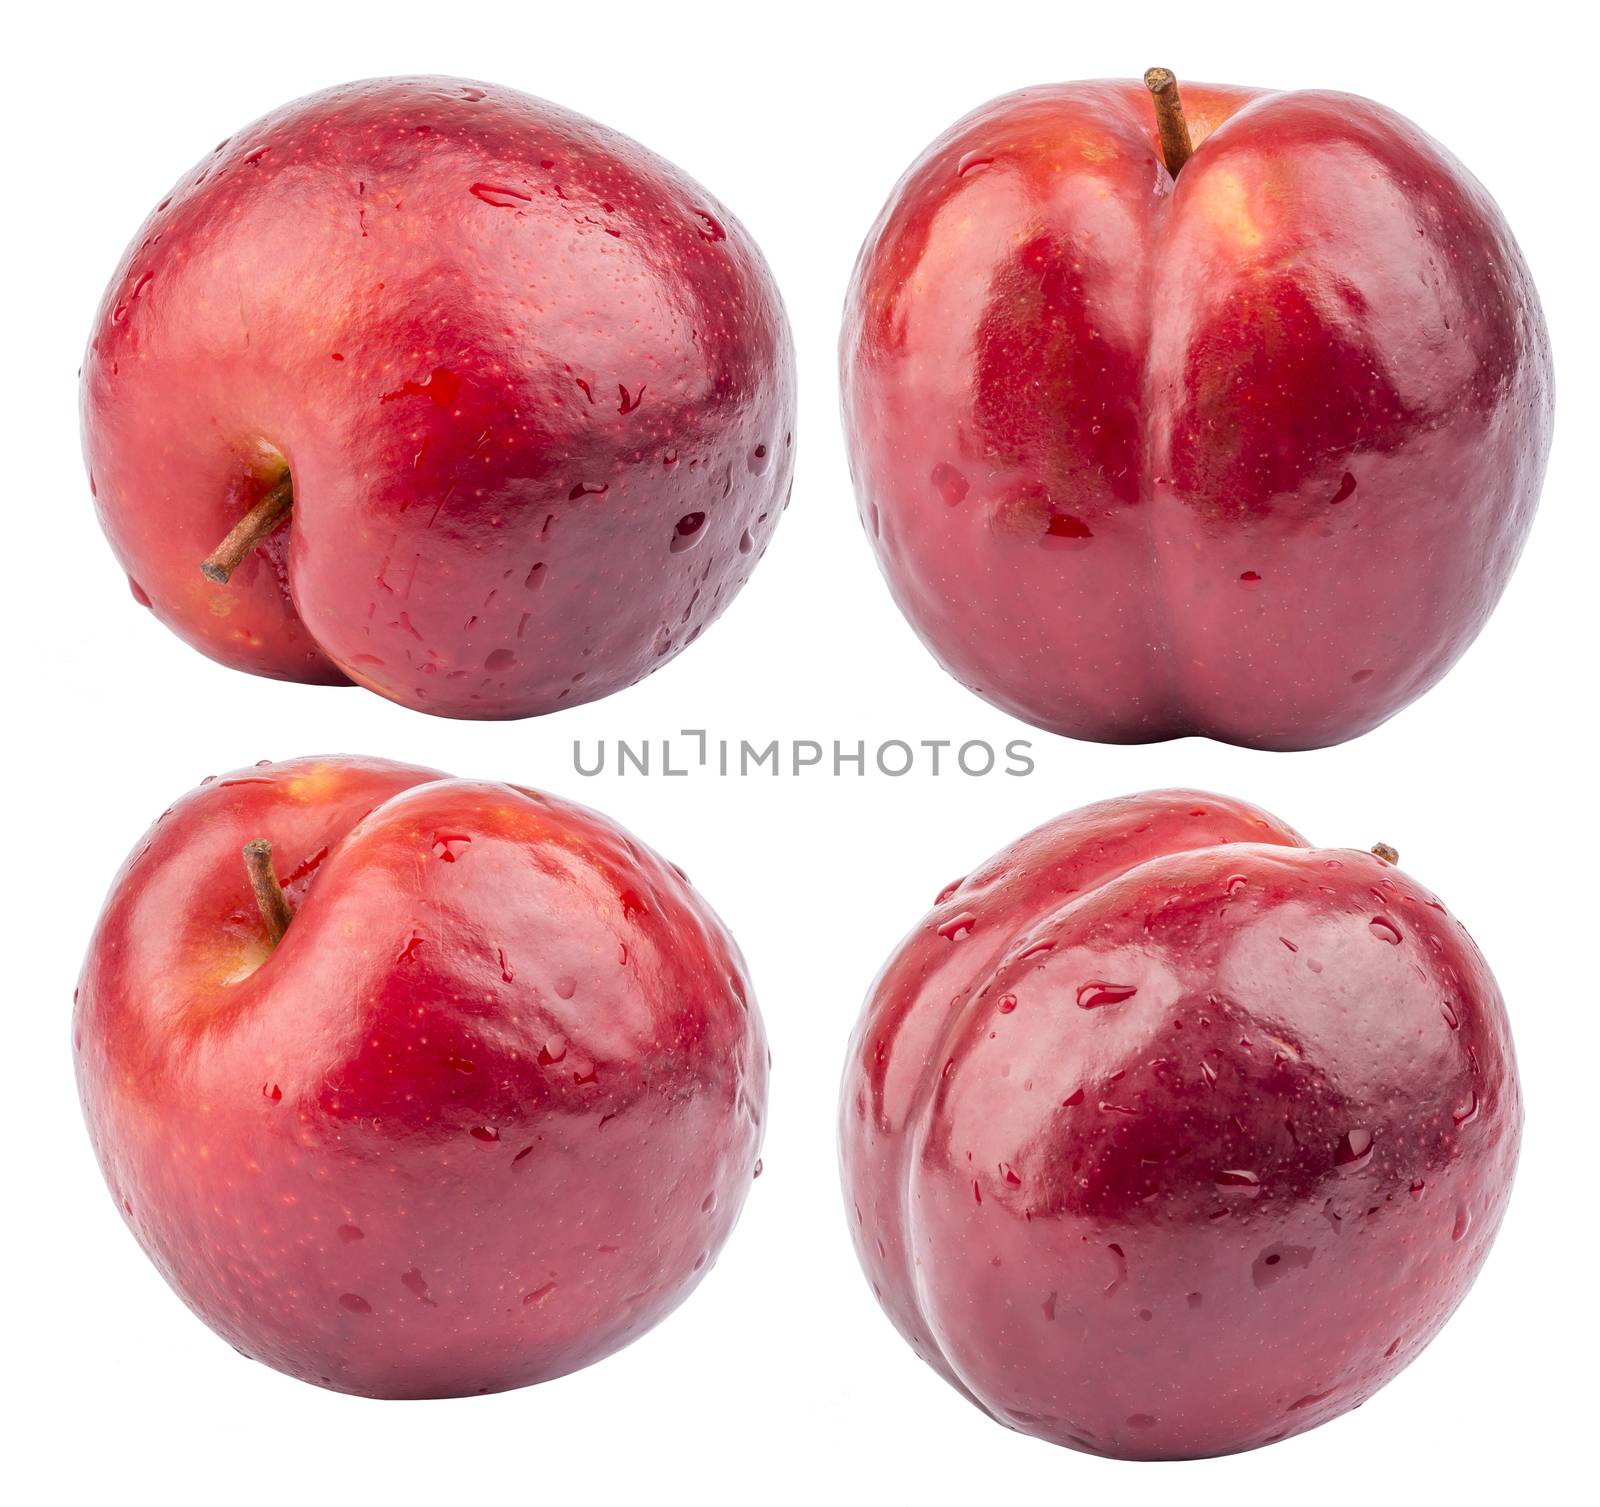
76, 755, 767, 1397
840, 790, 1519, 1458
83, 78, 795, 717
841, 80, 1552, 749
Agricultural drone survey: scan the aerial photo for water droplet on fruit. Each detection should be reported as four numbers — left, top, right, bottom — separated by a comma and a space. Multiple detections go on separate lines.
752, 1159, 764, 1178
1239, 570, 1262, 585
930, 461, 969, 505
701, 1192, 717, 1213
738, 528, 754, 554
692, 209, 726, 241
1042, 514, 1093, 550
1351, 667, 1375, 684
432, 834, 472, 862
469, 1125, 499, 1143
1226, 875, 1248, 896
555, 975, 577, 1000
569, 481, 608, 500
1335, 1129, 1374, 1170
937, 912, 977, 941
539, 1035, 568, 1066
1331, 472, 1358, 505
1077, 981, 1137, 1010
338, 1225, 363, 1242
484, 648, 516, 672
1369, 916, 1402, 944
128, 576, 152, 607
957, 149, 995, 176
523, 1281, 556, 1305
1440, 1000, 1461, 1030
997, 994, 1017, 1014
671, 512, 706, 551
470, 182, 532, 208
749, 443, 770, 473
1252, 1245, 1313, 1288
400, 1270, 437, 1306
1453, 1091, 1480, 1126
1215, 1169, 1261, 1197
339, 1293, 372, 1314
381, 366, 460, 408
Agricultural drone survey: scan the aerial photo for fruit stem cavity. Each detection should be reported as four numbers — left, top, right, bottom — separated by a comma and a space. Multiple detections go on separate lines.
200, 473, 294, 585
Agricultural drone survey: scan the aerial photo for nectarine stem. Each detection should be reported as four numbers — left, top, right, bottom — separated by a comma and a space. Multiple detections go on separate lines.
200, 474, 294, 585
1371, 842, 1399, 865
1144, 67, 1194, 178
243, 839, 294, 945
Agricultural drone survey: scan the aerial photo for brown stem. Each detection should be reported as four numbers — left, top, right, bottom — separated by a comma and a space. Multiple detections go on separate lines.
201, 474, 293, 584
243, 839, 294, 945
1371, 842, 1399, 865
1144, 67, 1194, 178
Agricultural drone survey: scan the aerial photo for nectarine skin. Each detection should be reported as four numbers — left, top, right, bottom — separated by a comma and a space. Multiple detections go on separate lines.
83, 78, 795, 716
841, 81, 1552, 749
840, 791, 1519, 1458
76, 756, 767, 1397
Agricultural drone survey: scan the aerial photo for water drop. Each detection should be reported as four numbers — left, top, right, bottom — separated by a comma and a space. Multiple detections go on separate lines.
1369, 916, 1402, 944
670, 512, 706, 551
539, 1035, 568, 1066
470, 182, 532, 208
1042, 514, 1093, 550
930, 461, 969, 505
937, 912, 977, 941
1335, 1128, 1374, 1170
1077, 980, 1137, 1010
1215, 1169, 1261, 1197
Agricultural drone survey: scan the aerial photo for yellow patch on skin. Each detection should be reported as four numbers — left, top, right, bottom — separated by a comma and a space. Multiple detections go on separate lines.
208, 595, 233, 617
284, 762, 346, 803
199, 936, 274, 991
1195, 168, 1264, 249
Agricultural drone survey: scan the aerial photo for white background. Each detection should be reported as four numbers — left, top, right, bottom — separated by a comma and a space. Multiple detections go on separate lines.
7, 1, 1596, 1500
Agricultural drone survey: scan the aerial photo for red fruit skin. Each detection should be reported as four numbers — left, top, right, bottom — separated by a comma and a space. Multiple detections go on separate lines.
75, 756, 767, 1398
83, 78, 795, 717
841, 82, 1552, 750
839, 790, 1520, 1460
